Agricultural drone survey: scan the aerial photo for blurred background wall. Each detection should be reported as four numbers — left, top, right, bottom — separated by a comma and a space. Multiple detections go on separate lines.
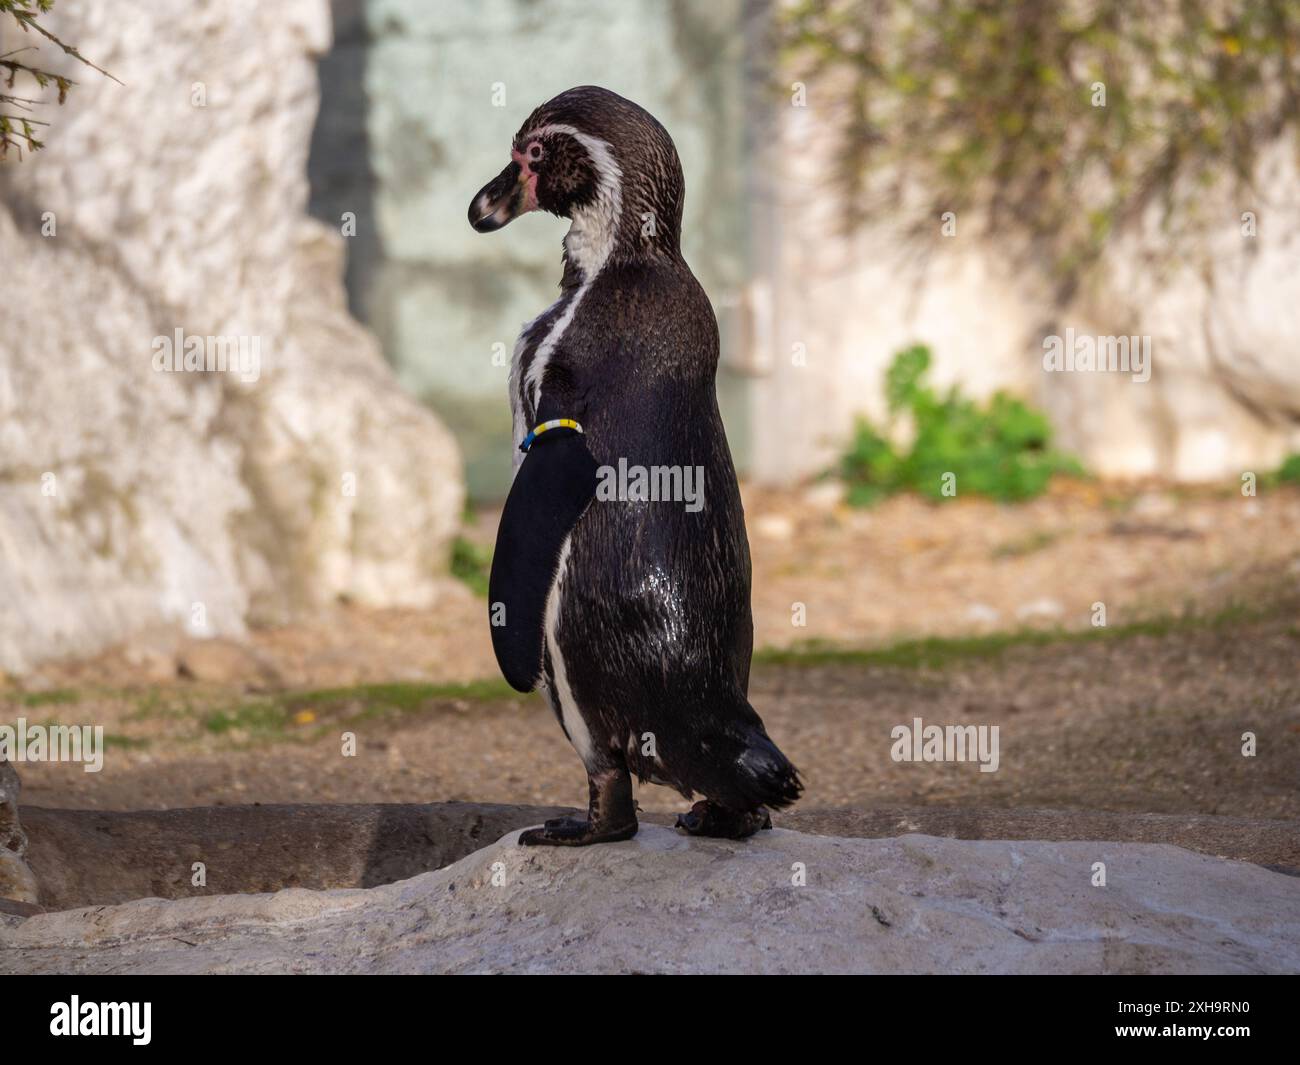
307, 0, 758, 497
0, 0, 463, 672
2, 0, 1299, 673
305, 0, 1300, 497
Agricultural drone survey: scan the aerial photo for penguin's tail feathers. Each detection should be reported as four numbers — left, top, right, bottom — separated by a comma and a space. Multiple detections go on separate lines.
735, 727, 803, 811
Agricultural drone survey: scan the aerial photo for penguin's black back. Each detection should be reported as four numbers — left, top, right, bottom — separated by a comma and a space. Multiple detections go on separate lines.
538, 255, 800, 810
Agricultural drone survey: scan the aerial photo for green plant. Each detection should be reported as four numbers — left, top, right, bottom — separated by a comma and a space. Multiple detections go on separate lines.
754, 601, 1274, 669
15, 687, 79, 707
1273, 453, 1300, 485
283, 678, 523, 716
839, 344, 1080, 505
450, 536, 492, 597
201, 700, 290, 738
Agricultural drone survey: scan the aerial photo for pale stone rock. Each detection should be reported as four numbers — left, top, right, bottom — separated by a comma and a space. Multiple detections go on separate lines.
176, 639, 282, 687
2, 825, 1297, 974
964, 603, 1001, 626
0, 853, 39, 907
0, 761, 24, 853
0, 0, 463, 673
21, 802, 1300, 912
1016, 598, 1065, 622
0, 761, 38, 905
754, 514, 796, 541
801, 480, 847, 511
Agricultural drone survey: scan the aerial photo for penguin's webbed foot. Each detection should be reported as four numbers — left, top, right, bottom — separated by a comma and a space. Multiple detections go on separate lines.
519, 816, 638, 847
675, 800, 772, 839
519, 766, 638, 847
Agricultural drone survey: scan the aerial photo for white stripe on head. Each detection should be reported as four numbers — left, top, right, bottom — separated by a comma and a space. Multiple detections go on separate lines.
522, 124, 624, 410
525, 123, 624, 274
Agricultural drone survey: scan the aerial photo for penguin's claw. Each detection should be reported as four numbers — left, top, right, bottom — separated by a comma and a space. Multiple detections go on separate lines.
673, 808, 703, 833
675, 800, 772, 839
519, 817, 638, 847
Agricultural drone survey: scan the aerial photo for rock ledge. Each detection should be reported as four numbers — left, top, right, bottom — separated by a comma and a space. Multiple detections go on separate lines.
3, 825, 1298, 974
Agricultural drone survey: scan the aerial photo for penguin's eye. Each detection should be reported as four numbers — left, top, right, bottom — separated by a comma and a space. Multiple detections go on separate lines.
527, 142, 544, 163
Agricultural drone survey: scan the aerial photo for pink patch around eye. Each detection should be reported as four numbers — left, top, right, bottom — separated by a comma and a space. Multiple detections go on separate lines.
511, 143, 542, 212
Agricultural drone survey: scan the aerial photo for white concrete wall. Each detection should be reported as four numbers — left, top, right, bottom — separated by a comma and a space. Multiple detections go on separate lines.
744, 87, 1300, 485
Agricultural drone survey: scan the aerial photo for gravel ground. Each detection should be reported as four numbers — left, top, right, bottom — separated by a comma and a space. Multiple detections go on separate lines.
19, 481, 1300, 691
6, 483, 1299, 820
12, 605, 1298, 820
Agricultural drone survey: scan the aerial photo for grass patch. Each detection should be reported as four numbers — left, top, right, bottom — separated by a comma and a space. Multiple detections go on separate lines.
123, 690, 192, 722
102, 733, 151, 750
16, 688, 80, 708
0, 715, 148, 755
201, 700, 292, 737
189, 679, 528, 748
991, 529, 1061, 559
755, 603, 1270, 670
284, 678, 524, 718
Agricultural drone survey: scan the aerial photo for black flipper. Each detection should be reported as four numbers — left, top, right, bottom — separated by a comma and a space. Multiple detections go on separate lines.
488, 427, 599, 692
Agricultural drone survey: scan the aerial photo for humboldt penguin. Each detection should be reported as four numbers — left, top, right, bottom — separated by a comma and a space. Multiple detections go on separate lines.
468, 85, 802, 845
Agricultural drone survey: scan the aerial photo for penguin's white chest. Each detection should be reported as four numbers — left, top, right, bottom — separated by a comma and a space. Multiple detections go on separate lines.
541, 535, 595, 767
507, 284, 591, 474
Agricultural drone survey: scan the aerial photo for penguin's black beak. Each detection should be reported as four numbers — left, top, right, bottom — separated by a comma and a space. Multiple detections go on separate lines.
469, 161, 527, 233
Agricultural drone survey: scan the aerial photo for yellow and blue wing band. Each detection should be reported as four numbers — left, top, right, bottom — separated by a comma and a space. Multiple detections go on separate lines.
519, 418, 584, 454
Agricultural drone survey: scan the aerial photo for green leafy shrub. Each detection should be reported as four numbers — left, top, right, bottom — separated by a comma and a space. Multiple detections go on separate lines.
839, 344, 1081, 506
451, 536, 492, 597
1268, 453, 1300, 486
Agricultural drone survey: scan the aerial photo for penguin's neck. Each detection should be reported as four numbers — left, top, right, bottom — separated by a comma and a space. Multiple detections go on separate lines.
561, 190, 623, 290
560, 214, 680, 288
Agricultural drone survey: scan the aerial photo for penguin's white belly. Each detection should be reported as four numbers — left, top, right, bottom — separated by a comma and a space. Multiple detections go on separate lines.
541, 534, 595, 767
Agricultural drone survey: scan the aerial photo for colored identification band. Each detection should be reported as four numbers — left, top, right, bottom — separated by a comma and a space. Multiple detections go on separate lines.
519, 418, 583, 453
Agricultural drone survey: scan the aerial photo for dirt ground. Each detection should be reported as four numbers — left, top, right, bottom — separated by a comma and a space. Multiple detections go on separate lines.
13, 611, 1300, 819
7, 482, 1298, 822
20, 479, 1300, 690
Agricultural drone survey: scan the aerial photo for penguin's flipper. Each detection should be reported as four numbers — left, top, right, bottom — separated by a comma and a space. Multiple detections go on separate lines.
488, 427, 599, 692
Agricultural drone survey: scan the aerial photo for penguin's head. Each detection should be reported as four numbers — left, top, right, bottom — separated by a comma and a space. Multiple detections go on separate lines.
468, 86, 684, 266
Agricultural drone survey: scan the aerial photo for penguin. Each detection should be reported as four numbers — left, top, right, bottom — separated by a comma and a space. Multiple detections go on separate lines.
468, 85, 802, 846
